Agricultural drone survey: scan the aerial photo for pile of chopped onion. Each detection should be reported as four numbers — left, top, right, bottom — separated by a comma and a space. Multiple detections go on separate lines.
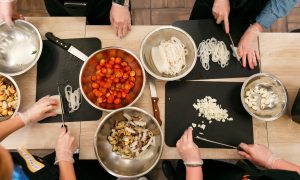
64, 85, 82, 113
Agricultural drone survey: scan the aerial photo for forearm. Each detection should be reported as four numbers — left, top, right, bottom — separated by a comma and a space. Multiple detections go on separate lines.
0, 115, 24, 141
272, 159, 300, 175
256, 0, 298, 29
58, 162, 76, 180
186, 167, 203, 180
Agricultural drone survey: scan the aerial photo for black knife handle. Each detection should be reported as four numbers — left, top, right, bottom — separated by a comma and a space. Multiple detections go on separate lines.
45, 32, 71, 50
151, 97, 162, 126
61, 124, 68, 132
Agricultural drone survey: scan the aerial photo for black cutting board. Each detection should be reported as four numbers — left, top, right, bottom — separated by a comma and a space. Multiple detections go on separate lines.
165, 81, 253, 148
37, 38, 103, 123
172, 19, 260, 80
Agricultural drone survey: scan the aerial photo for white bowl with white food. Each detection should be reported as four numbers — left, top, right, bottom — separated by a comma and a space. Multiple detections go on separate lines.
241, 73, 288, 121
140, 26, 197, 81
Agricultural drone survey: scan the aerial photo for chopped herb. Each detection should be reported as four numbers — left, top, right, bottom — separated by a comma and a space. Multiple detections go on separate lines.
32, 50, 37, 55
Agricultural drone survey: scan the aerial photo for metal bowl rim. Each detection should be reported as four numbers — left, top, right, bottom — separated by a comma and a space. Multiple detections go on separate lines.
79, 47, 146, 112
139, 26, 197, 81
240, 73, 288, 121
0, 20, 43, 76
93, 106, 164, 178
0, 72, 21, 118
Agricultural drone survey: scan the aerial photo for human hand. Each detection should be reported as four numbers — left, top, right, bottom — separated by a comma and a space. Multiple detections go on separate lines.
0, 1, 24, 26
238, 143, 280, 169
110, 2, 131, 38
176, 127, 202, 164
238, 23, 264, 69
55, 127, 77, 164
212, 0, 230, 33
18, 95, 58, 126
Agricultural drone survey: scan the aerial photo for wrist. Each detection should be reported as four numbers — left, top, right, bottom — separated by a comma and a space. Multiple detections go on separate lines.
14, 113, 26, 127
112, 0, 129, 7
252, 23, 265, 32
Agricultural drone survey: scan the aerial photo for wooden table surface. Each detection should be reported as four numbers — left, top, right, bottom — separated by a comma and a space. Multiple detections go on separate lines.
1, 17, 299, 164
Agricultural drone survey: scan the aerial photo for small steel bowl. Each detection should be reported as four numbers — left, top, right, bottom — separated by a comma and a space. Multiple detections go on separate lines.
0, 20, 43, 76
79, 47, 146, 112
0, 72, 21, 121
140, 26, 197, 81
94, 107, 164, 178
241, 73, 288, 121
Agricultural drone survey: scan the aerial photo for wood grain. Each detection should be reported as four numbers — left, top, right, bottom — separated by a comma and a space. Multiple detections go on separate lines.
1, 17, 86, 150
260, 33, 300, 164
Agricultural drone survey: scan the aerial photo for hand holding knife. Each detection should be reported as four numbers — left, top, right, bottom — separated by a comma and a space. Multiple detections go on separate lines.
149, 77, 162, 126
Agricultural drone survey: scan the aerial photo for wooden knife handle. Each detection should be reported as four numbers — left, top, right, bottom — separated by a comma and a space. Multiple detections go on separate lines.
151, 97, 162, 126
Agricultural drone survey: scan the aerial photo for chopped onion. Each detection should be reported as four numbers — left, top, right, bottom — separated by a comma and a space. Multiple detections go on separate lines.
64, 85, 82, 113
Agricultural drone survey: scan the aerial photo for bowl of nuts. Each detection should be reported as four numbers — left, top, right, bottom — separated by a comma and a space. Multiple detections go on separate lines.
241, 73, 288, 121
0, 73, 20, 120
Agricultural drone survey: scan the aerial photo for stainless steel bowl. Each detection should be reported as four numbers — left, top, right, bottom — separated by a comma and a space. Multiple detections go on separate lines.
94, 107, 164, 178
0, 72, 21, 121
79, 47, 146, 112
140, 26, 197, 81
241, 73, 288, 121
0, 20, 43, 76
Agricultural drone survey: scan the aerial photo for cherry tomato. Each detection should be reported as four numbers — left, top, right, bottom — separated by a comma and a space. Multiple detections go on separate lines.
114, 98, 121, 105
130, 71, 136, 77
121, 62, 128, 67
101, 68, 107, 74
123, 73, 129, 80
91, 75, 97, 81
129, 76, 136, 82
92, 83, 99, 89
100, 59, 106, 66
115, 57, 121, 64
107, 94, 114, 103
96, 65, 101, 70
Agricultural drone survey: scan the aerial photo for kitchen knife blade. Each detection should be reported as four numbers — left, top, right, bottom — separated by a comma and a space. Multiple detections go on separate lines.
149, 77, 162, 126
228, 33, 241, 65
45, 32, 88, 62
195, 136, 237, 149
57, 86, 68, 131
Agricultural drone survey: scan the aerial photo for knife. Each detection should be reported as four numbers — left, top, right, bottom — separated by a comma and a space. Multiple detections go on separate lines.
195, 136, 237, 149
228, 33, 242, 65
149, 77, 162, 126
58, 86, 68, 131
45, 32, 88, 62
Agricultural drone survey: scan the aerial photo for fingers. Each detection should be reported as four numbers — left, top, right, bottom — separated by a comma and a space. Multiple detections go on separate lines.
242, 49, 247, 68
59, 127, 67, 137
238, 150, 251, 160
224, 15, 230, 34
216, 16, 223, 24
187, 127, 193, 142
247, 53, 254, 69
238, 142, 252, 153
182, 129, 188, 142
122, 25, 128, 38
255, 50, 261, 61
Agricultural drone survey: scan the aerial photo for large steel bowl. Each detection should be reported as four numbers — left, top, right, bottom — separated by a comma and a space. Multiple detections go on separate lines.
0, 72, 21, 121
94, 107, 164, 178
140, 26, 197, 81
241, 73, 288, 121
0, 20, 42, 76
79, 47, 146, 112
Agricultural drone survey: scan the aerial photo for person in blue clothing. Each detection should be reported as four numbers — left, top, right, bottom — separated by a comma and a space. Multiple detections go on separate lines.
190, 0, 298, 69
0, 96, 77, 180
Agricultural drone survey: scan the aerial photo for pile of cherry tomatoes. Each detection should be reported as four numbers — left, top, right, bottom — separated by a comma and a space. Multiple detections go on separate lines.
89, 57, 136, 106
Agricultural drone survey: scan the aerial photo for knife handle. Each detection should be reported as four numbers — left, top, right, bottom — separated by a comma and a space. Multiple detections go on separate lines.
151, 97, 162, 126
45, 32, 71, 50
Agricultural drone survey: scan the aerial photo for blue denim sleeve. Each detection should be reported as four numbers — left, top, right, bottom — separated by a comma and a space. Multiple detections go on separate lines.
256, 0, 298, 29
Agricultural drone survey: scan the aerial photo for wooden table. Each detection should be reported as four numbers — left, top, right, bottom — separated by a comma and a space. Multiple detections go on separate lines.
259, 33, 300, 164
1, 17, 300, 164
